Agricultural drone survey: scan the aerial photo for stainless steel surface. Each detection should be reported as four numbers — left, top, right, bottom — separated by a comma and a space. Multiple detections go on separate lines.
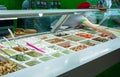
0, 9, 99, 18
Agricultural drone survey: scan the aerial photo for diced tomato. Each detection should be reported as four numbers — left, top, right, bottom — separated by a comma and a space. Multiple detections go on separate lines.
76, 33, 93, 38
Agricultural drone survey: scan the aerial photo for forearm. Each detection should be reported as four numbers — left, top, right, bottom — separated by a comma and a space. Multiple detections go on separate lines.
80, 18, 116, 39
83, 21, 113, 35
95, 26, 113, 35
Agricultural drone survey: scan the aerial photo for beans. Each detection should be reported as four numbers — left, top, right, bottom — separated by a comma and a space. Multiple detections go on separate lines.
70, 45, 88, 51
0, 60, 18, 76
46, 38, 64, 43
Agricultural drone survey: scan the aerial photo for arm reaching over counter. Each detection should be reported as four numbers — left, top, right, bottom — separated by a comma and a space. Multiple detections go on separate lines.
63, 14, 116, 39
80, 18, 116, 39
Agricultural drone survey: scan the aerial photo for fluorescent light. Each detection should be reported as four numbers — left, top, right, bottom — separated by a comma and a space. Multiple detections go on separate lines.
0, 17, 17, 20
38, 13, 43, 17
74, 12, 80, 14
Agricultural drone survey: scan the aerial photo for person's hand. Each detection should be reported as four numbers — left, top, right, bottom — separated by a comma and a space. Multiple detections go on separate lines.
93, 26, 117, 39
101, 32, 116, 39
108, 33, 117, 39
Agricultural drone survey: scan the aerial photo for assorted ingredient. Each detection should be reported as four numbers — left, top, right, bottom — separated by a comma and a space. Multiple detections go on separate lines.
70, 45, 88, 51
0, 60, 18, 76
46, 38, 65, 43
12, 46, 28, 52
76, 33, 94, 38
12, 55, 30, 61
92, 37, 108, 42
0, 28, 117, 76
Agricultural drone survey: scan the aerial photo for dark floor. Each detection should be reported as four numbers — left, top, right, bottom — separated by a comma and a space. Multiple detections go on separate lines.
96, 62, 120, 77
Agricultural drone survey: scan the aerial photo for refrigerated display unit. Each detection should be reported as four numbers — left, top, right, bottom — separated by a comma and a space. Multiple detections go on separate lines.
0, 9, 120, 77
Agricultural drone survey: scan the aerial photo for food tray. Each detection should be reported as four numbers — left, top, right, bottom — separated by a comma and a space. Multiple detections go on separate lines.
12, 46, 29, 52
75, 33, 94, 38
0, 49, 16, 56
11, 54, 30, 62
61, 49, 73, 54
45, 38, 65, 44
51, 52, 64, 58
92, 37, 109, 42
80, 40, 100, 46
25, 60, 40, 66
26, 50, 43, 57
39, 55, 54, 62
0, 55, 25, 76
63, 35, 85, 42
56, 41, 78, 48
70, 44, 89, 52
48, 45, 65, 51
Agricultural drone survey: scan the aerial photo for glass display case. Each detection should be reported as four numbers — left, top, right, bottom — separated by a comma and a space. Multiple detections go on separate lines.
0, 9, 120, 77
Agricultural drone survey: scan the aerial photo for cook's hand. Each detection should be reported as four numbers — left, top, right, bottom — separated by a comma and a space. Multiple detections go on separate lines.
100, 33, 116, 39
94, 26, 117, 39
108, 33, 116, 39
